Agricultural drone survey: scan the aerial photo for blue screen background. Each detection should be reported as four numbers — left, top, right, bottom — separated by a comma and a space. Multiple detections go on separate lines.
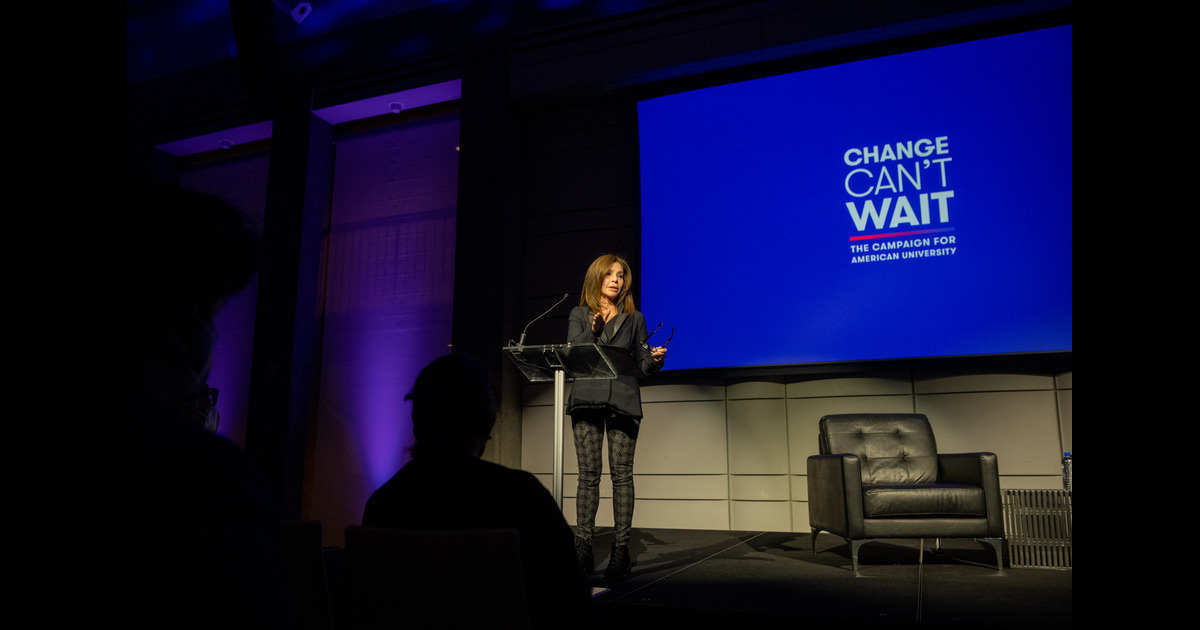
638, 25, 1072, 371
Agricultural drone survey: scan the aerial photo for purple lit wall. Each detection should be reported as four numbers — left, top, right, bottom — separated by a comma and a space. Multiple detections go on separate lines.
306, 112, 460, 541
179, 154, 271, 449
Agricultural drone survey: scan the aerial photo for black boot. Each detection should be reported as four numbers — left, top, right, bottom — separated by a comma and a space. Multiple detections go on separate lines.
604, 543, 632, 579
575, 537, 594, 575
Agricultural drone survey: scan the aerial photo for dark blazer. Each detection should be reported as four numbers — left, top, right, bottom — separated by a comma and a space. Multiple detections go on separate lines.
565, 305, 662, 419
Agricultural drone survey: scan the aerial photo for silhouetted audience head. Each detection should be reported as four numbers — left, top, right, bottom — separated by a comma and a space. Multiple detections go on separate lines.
125, 173, 260, 421
406, 353, 496, 458
125, 174, 294, 628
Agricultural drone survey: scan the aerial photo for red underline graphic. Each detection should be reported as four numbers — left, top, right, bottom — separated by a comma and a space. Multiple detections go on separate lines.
850, 227, 955, 241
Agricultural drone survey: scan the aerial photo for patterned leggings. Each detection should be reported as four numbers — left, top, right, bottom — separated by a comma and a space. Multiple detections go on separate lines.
572, 409, 639, 547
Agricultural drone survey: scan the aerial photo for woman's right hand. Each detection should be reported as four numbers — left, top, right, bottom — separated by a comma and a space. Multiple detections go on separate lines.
591, 310, 605, 335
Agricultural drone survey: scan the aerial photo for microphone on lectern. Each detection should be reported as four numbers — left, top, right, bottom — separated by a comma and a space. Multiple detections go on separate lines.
518, 293, 570, 347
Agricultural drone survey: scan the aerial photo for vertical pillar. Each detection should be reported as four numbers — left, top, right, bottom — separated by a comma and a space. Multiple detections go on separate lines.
454, 27, 524, 468
244, 97, 333, 519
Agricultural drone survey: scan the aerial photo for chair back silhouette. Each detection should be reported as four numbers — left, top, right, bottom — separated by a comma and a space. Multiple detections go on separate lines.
807, 413, 1004, 575
277, 520, 334, 630
343, 525, 531, 629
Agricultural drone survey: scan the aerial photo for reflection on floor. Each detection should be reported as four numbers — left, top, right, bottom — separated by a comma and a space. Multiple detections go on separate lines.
583, 528, 1071, 629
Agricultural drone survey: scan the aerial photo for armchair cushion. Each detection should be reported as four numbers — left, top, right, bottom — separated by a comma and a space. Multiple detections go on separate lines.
862, 483, 986, 518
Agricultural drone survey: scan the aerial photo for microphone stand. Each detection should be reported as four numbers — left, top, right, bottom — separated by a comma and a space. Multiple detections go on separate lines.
506, 291, 572, 508
516, 293, 569, 347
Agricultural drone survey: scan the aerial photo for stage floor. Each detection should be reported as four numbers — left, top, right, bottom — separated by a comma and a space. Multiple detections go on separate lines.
584, 528, 1072, 629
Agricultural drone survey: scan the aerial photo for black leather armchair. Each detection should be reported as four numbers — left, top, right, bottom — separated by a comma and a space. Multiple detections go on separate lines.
807, 413, 1004, 575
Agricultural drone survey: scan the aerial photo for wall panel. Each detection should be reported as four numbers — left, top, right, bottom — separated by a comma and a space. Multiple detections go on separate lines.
523, 370, 1072, 533
305, 113, 460, 546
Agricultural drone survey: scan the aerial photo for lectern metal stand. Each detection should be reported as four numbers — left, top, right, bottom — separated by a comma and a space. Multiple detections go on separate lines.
503, 343, 632, 509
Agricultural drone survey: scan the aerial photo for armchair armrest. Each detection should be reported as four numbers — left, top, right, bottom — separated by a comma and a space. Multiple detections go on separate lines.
807, 453, 866, 539
938, 452, 1003, 536
938, 452, 996, 484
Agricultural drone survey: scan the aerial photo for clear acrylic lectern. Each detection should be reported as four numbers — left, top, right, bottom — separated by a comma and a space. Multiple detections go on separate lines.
503, 343, 635, 509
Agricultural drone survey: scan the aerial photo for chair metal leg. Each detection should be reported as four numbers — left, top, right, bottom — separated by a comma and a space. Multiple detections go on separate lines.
979, 537, 1005, 573
820, 534, 1003, 575
812, 530, 869, 577
849, 539, 868, 577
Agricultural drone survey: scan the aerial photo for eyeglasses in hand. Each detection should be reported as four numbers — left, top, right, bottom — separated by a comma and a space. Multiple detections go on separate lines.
648, 322, 674, 348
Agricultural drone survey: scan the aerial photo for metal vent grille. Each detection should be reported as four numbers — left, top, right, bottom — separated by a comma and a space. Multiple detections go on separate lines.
1003, 489, 1072, 569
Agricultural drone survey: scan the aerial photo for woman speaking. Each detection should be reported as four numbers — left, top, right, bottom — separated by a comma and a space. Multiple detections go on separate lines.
566, 254, 666, 579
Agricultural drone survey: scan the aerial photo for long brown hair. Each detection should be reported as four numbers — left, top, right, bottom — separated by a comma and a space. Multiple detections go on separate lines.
579, 254, 635, 314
